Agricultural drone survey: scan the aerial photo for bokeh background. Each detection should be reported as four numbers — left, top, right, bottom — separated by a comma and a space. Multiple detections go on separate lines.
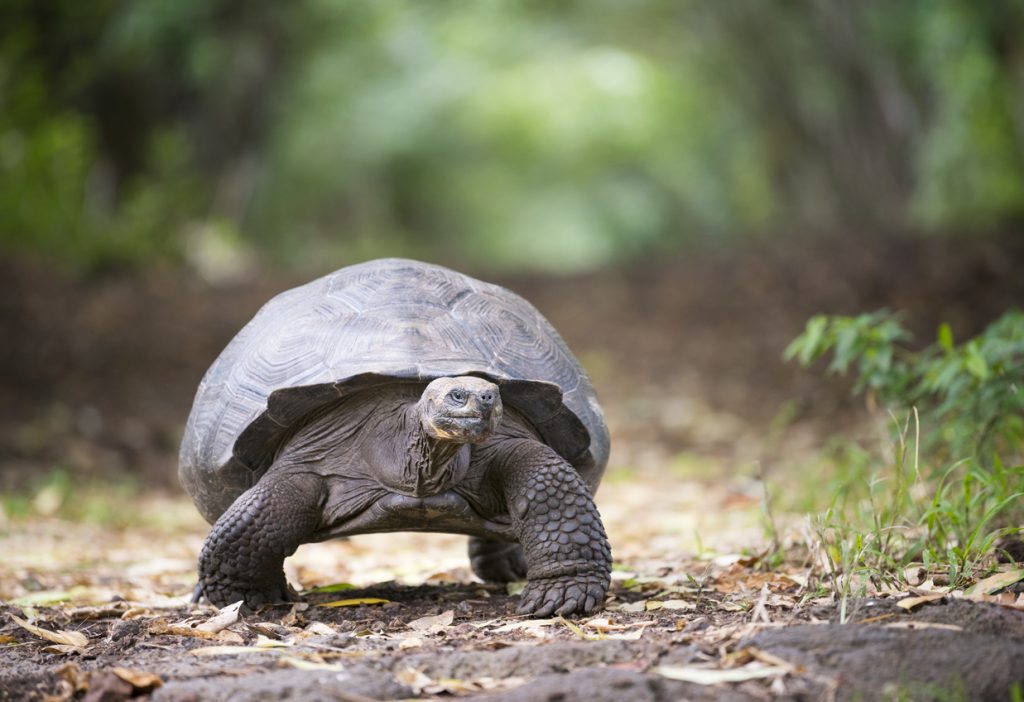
2, 0, 1024, 506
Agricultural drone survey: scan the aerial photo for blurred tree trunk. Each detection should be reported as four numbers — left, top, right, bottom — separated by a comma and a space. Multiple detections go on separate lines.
704, 0, 924, 228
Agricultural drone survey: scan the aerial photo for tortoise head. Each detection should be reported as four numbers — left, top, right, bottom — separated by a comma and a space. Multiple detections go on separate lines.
417, 376, 502, 444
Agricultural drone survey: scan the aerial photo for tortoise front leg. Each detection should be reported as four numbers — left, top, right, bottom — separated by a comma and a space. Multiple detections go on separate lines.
496, 440, 611, 617
198, 471, 322, 609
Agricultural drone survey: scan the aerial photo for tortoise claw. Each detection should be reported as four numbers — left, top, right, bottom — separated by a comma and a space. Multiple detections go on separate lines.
517, 572, 607, 618
199, 575, 295, 611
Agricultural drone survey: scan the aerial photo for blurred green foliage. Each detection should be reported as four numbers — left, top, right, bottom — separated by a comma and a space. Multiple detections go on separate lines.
3, 0, 1024, 272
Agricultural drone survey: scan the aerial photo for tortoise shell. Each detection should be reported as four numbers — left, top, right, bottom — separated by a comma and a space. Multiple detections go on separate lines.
179, 258, 609, 524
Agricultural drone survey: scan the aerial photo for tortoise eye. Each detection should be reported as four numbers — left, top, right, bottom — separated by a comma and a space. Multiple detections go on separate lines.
447, 389, 467, 404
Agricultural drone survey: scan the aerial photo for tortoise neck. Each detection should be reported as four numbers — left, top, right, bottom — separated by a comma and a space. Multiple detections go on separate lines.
398, 405, 468, 497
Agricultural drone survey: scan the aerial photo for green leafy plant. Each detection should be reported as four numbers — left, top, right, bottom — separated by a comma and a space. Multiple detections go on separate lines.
787, 310, 1024, 462
786, 310, 1024, 593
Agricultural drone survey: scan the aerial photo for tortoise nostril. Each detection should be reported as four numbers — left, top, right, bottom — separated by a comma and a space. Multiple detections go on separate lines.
480, 393, 494, 404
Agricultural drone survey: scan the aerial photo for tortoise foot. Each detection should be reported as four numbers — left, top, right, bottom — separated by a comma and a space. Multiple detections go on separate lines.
199, 570, 296, 610
517, 570, 607, 618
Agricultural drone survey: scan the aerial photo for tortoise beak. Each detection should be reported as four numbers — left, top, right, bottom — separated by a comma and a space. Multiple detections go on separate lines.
428, 411, 494, 443
427, 394, 502, 444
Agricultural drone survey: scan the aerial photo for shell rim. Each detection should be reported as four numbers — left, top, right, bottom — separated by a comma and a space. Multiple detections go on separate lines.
232, 370, 597, 482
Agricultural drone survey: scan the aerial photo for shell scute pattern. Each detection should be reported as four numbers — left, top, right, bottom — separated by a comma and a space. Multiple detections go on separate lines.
460, 290, 581, 386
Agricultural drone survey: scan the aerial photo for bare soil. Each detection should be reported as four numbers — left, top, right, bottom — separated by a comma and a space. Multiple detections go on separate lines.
3, 230, 1024, 701
3, 585, 1023, 701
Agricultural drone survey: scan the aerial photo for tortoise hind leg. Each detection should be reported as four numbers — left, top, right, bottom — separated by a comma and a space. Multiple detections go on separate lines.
468, 537, 527, 583
197, 471, 322, 609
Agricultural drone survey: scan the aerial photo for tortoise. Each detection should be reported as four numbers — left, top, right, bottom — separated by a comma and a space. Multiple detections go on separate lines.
179, 258, 612, 617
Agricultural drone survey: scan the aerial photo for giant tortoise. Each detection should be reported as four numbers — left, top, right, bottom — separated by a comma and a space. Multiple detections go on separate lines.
179, 258, 611, 616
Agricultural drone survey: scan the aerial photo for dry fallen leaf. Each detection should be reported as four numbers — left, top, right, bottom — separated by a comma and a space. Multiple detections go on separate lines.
195, 601, 242, 634
646, 599, 696, 611
10, 614, 88, 649
120, 607, 152, 620
745, 647, 799, 669
256, 634, 294, 648
914, 579, 944, 593
66, 603, 130, 621
423, 567, 473, 584
278, 655, 345, 671
613, 601, 646, 613
303, 621, 337, 637
903, 565, 926, 586
559, 616, 601, 640
247, 622, 286, 640
654, 664, 791, 684
407, 610, 454, 633
280, 603, 308, 627
399, 637, 424, 650
488, 618, 560, 634
896, 592, 947, 610
396, 667, 434, 694
962, 591, 1024, 610
576, 617, 652, 640
717, 601, 748, 613
662, 599, 697, 610
42, 644, 85, 655
111, 667, 163, 691
318, 597, 390, 608
148, 618, 236, 641
604, 625, 652, 641
964, 569, 1024, 597
856, 613, 897, 625
584, 617, 631, 632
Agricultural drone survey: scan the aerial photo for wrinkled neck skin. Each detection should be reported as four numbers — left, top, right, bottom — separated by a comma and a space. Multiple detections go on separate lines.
393, 403, 469, 497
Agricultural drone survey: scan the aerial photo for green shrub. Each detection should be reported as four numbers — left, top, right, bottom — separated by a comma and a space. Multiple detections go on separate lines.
787, 310, 1024, 464
786, 310, 1024, 595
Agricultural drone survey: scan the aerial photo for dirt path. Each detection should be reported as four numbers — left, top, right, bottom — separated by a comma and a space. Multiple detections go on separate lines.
3, 480, 1024, 700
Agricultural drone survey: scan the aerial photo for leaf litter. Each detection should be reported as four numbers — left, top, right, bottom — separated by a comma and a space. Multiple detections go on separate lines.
3, 472, 1024, 699
9, 613, 88, 651
407, 609, 455, 633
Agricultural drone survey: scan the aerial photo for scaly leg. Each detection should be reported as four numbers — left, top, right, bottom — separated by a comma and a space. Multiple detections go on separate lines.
197, 471, 322, 609
495, 440, 611, 617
